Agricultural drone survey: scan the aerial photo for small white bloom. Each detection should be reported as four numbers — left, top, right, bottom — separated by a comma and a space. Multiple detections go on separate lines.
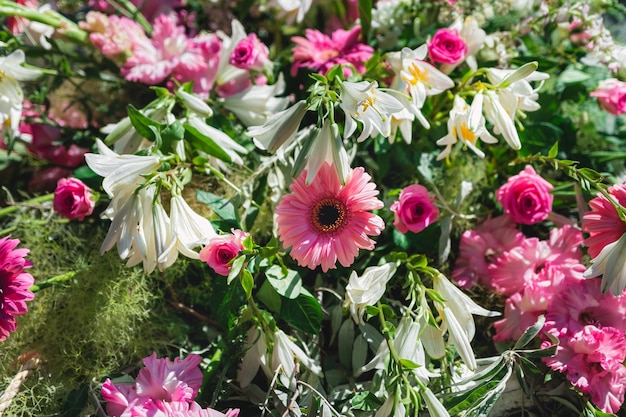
584, 233, 626, 296
375, 390, 405, 417
343, 263, 397, 325
275, 0, 313, 23
481, 90, 521, 150
167, 194, 217, 260
389, 107, 415, 144
186, 114, 247, 165
340, 80, 405, 142
247, 100, 308, 153
271, 330, 322, 389
176, 88, 213, 118
221, 74, 289, 126
422, 387, 451, 417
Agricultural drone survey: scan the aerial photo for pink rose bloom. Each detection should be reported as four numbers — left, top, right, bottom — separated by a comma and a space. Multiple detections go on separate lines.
590, 78, 626, 115
496, 165, 554, 225
291, 26, 373, 77
229, 33, 270, 72
53, 178, 95, 221
390, 184, 439, 234
199, 230, 248, 276
427, 28, 468, 64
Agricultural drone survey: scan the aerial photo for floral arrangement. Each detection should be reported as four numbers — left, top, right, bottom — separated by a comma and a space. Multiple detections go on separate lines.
1, 0, 626, 416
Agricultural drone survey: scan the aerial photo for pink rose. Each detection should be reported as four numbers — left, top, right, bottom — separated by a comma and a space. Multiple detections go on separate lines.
53, 178, 95, 221
496, 165, 553, 225
199, 230, 248, 276
590, 78, 626, 115
390, 184, 439, 233
229, 33, 270, 72
427, 28, 468, 64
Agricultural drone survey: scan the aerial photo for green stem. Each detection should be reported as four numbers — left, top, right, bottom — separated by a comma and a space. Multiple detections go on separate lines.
0, 193, 54, 218
30, 270, 80, 292
106, 0, 152, 35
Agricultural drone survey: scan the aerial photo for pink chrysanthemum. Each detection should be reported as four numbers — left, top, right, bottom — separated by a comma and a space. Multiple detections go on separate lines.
0, 236, 34, 341
582, 183, 626, 258
275, 162, 384, 272
291, 26, 373, 77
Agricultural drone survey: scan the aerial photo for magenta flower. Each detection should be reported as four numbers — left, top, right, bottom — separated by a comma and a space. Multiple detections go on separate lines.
291, 26, 373, 76
496, 165, 554, 225
590, 78, 626, 115
390, 184, 439, 234
276, 162, 384, 272
582, 183, 626, 258
199, 230, 248, 276
229, 33, 270, 72
0, 236, 35, 341
53, 178, 95, 221
427, 28, 468, 64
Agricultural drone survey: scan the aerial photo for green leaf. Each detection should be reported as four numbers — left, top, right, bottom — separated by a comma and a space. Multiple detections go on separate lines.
241, 269, 254, 299
513, 315, 545, 350
259, 235, 280, 258
63, 384, 89, 417
557, 66, 591, 85
184, 123, 232, 163
196, 190, 240, 229
257, 280, 282, 313
400, 358, 422, 370
351, 391, 383, 411
127, 104, 161, 141
161, 120, 185, 143
280, 293, 322, 334
547, 141, 559, 158
226, 255, 245, 285
358, 0, 373, 42
265, 265, 302, 299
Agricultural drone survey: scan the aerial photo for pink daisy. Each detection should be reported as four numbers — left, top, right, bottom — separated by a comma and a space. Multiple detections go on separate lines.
291, 26, 373, 77
275, 162, 384, 272
582, 183, 626, 258
0, 236, 35, 341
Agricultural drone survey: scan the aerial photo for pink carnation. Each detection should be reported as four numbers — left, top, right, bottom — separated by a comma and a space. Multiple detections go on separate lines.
0, 236, 35, 341
80, 12, 148, 63
229, 33, 270, 72
496, 165, 554, 225
582, 183, 626, 258
427, 28, 468, 64
390, 184, 439, 234
590, 78, 626, 115
53, 178, 95, 221
291, 26, 373, 77
199, 230, 248, 276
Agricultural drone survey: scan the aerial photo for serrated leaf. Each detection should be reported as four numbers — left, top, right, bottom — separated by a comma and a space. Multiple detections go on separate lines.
280, 293, 323, 334
265, 265, 302, 299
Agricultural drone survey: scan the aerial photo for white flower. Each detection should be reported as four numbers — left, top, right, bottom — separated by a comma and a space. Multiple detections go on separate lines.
375, 390, 405, 417
0, 50, 42, 138
274, 0, 313, 23
481, 90, 521, 150
167, 194, 217, 260
389, 107, 414, 144
344, 263, 397, 325
422, 387, 451, 417
583, 233, 626, 296
340, 80, 404, 142
221, 74, 289, 126
436, 95, 498, 160
176, 88, 213, 118
271, 330, 322, 389
186, 114, 247, 165
247, 100, 308, 153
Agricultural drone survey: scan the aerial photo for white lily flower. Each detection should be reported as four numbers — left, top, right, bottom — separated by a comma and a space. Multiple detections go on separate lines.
584, 233, 626, 296
168, 194, 217, 259
389, 107, 415, 144
176, 88, 213, 118
441, 306, 476, 370
186, 114, 247, 165
221, 74, 289, 126
481, 90, 521, 151
272, 330, 323, 389
375, 390, 405, 417
344, 263, 397, 325
422, 387, 451, 417
85, 139, 161, 198
247, 100, 308, 153
0, 50, 42, 138
275, 0, 313, 23
340, 80, 405, 142
436, 95, 498, 160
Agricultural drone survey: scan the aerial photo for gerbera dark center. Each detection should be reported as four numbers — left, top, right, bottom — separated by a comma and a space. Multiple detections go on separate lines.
312, 198, 348, 233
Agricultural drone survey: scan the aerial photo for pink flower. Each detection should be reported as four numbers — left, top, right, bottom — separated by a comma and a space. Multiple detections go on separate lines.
53, 178, 95, 221
80, 12, 148, 64
276, 162, 385, 272
291, 26, 373, 77
590, 78, 626, 115
229, 33, 270, 72
496, 165, 554, 225
390, 184, 439, 234
427, 28, 468, 64
582, 183, 626, 258
0, 236, 35, 341
135, 400, 240, 417
199, 230, 248, 276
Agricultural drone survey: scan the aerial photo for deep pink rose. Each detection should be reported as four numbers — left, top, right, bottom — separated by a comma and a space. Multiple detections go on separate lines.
590, 78, 626, 115
496, 165, 553, 225
427, 28, 468, 64
390, 184, 439, 233
229, 33, 270, 72
199, 230, 248, 276
53, 178, 95, 221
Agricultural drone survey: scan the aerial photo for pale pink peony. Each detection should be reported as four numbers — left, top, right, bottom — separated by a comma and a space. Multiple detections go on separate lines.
229, 33, 270, 72
451, 215, 525, 289
291, 26, 373, 77
582, 183, 626, 258
390, 184, 439, 234
496, 165, 553, 225
427, 28, 468, 64
199, 230, 248, 276
53, 178, 95, 221
276, 162, 384, 272
80, 12, 148, 64
0, 236, 35, 341
590, 78, 626, 115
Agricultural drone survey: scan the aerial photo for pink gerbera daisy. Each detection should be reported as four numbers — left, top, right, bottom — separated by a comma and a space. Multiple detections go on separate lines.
0, 236, 35, 341
275, 162, 384, 272
582, 183, 626, 258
